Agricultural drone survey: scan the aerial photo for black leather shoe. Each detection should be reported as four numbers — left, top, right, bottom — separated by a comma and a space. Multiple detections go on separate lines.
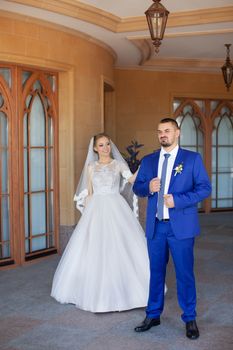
134, 317, 160, 332
186, 320, 199, 339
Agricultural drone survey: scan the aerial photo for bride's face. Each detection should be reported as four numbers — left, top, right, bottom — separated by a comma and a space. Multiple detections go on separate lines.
94, 136, 111, 157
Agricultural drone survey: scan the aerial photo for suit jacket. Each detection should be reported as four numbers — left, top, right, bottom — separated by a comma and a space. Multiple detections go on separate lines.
133, 148, 212, 240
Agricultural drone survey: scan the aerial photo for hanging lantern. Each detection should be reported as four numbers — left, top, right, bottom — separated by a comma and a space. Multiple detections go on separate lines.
221, 44, 233, 91
145, 0, 169, 54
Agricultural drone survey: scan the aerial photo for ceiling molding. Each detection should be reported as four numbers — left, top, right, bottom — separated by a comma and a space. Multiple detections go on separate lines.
128, 36, 227, 73
8, 0, 120, 31
118, 7, 233, 32
128, 28, 233, 41
8, 1, 233, 33
129, 28, 233, 67
0, 9, 117, 62
143, 57, 223, 70
129, 39, 151, 66
116, 59, 224, 74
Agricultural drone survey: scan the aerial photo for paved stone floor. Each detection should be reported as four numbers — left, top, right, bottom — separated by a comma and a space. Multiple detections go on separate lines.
0, 212, 232, 350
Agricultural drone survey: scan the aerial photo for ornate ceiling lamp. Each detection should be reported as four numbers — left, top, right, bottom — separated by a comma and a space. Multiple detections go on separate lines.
145, 0, 169, 54
221, 44, 233, 91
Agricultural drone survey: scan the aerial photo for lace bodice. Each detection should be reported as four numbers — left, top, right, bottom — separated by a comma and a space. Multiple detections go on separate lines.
89, 160, 132, 195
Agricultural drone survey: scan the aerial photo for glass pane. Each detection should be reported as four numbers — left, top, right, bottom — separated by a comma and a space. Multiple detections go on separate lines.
212, 146, 216, 172
211, 174, 216, 199
1, 149, 8, 193
30, 95, 45, 147
0, 112, 8, 147
212, 110, 233, 209
220, 106, 230, 115
48, 233, 54, 248
26, 95, 32, 108
211, 199, 217, 209
22, 71, 32, 86
183, 105, 192, 115
47, 75, 56, 92
25, 238, 29, 254
212, 129, 217, 147
217, 174, 233, 199
216, 199, 233, 208
32, 236, 46, 252
173, 99, 181, 112
23, 114, 28, 147
2, 196, 10, 242
31, 193, 46, 235
44, 96, 51, 111
0, 68, 11, 88
48, 149, 53, 189
179, 115, 197, 146
33, 80, 42, 92
0, 94, 4, 108
217, 147, 233, 172
195, 100, 204, 111
197, 129, 204, 146
48, 191, 54, 232
198, 146, 204, 158
24, 195, 29, 238
176, 115, 183, 127
48, 116, 53, 146
24, 149, 28, 192
30, 149, 45, 191
218, 117, 233, 145
2, 242, 10, 259
210, 101, 219, 112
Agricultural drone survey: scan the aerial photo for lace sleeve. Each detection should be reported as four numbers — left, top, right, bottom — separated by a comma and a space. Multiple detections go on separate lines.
118, 161, 132, 181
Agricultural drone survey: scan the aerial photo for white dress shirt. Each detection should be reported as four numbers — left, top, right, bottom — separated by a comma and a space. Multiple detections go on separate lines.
157, 145, 179, 219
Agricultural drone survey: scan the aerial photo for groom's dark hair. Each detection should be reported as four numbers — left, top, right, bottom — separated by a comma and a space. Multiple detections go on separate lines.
159, 118, 179, 129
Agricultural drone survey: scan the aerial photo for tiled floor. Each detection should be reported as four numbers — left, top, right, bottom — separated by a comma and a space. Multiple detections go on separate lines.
0, 212, 232, 350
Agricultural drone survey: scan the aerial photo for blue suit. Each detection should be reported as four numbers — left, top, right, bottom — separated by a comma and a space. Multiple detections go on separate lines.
133, 148, 211, 322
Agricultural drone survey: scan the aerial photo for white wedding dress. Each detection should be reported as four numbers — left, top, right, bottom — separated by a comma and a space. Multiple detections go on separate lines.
51, 159, 150, 312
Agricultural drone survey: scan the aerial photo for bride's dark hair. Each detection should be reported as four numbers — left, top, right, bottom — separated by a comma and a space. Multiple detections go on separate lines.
93, 133, 111, 151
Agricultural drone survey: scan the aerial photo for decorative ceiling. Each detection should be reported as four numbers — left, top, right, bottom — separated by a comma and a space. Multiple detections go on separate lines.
1, 0, 233, 72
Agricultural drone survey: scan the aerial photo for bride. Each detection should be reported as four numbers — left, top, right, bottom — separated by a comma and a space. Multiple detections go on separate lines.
51, 133, 151, 312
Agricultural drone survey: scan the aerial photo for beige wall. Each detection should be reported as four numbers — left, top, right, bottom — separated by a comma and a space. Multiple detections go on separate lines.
115, 69, 233, 157
1, 12, 233, 227
0, 12, 115, 225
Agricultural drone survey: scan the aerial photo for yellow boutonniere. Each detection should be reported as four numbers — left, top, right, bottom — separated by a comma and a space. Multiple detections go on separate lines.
174, 163, 183, 176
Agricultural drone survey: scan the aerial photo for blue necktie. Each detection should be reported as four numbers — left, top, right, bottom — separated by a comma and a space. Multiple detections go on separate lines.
157, 153, 170, 220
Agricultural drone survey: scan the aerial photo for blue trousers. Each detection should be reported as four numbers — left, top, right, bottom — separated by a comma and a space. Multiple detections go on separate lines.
146, 220, 197, 322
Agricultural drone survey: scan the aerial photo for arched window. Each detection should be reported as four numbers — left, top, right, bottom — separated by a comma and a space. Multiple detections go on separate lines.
173, 98, 233, 212
0, 68, 12, 266
22, 72, 57, 260
175, 101, 204, 157
174, 100, 205, 209
212, 105, 233, 209
0, 65, 58, 268
0, 97, 10, 260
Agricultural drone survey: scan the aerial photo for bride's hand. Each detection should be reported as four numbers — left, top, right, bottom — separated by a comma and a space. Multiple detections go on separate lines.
84, 195, 92, 207
128, 166, 140, 184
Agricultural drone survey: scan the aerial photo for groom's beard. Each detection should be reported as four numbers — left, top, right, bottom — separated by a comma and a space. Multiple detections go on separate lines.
159, 139, 172, 148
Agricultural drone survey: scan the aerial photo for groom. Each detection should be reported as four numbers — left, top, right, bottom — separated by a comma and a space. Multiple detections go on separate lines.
133, 118, 211, 339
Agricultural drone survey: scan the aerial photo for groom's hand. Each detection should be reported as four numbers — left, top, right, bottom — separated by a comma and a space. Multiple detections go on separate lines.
164, 194, 175, 208
149, 177, 161, 193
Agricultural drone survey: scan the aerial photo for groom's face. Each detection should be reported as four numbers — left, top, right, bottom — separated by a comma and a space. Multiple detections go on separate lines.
157, 122, 180, 149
